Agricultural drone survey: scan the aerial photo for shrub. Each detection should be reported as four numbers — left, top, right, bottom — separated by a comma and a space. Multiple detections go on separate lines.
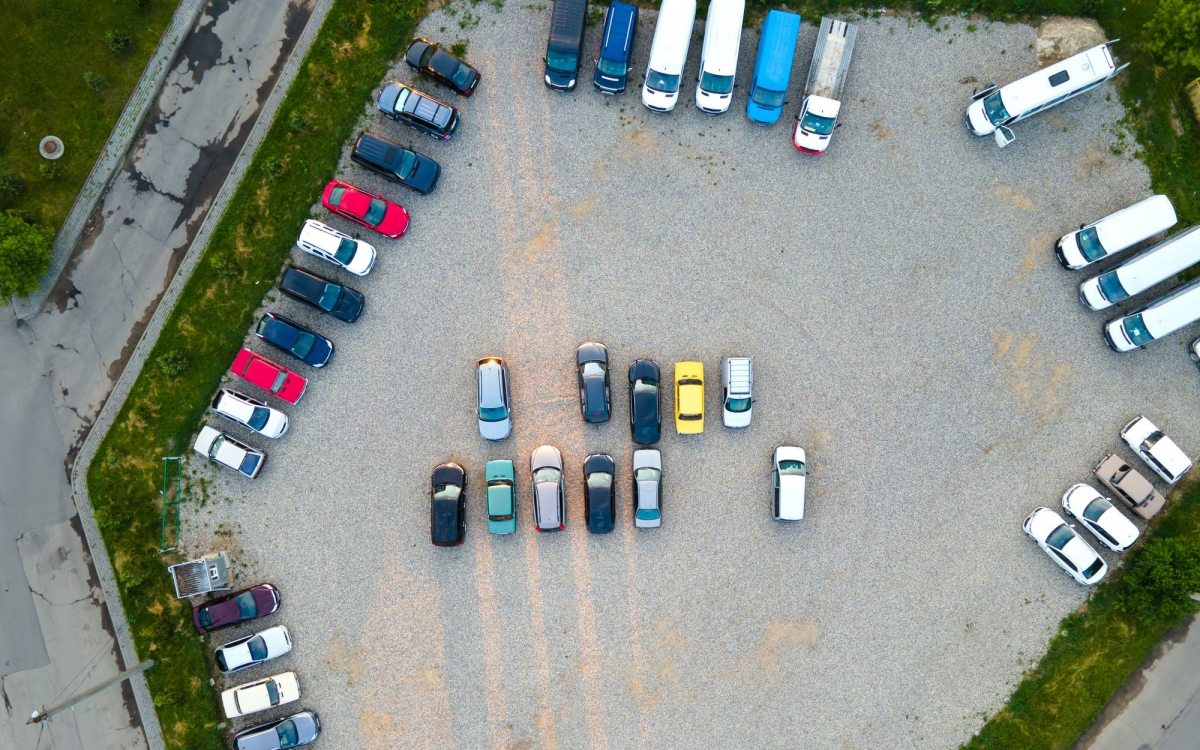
1120, 537, 1200, 623
38, 162, 65, 181
155, 350, 189, 378
288, 112, 310, 132
451, 40, 469, 58
1143, 0, 1200, 70
0, 210, 54, 299
84, 71, 108, 93
0, 169, 26, 202
105, 30, 134, 55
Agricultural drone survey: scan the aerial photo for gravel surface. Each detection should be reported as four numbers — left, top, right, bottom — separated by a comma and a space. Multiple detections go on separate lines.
181, 7, 1200, 749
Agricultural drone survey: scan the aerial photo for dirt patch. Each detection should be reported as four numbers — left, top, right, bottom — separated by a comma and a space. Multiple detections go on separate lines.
993, 183, 1035, 212
871, 119, 891, 140
755, 619, 819, 675
1035, 17, 1107, 66
1014, 233, 1053, 280
1076, 140, 1118, 180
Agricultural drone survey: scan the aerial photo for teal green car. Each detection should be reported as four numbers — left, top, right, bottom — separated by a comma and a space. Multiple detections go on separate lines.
485, 460, 517, 534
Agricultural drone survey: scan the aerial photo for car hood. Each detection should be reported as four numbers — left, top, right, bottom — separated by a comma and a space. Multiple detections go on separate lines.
531, 446, 562, 471
478, 416, 512, 440
332, 287, 365, 321
410, 155, 441, 192
965, 99, 994, 135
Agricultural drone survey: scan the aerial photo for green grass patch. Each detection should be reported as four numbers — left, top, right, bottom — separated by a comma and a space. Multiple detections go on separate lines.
85, 1, 423, 747
0, 0, 179, 229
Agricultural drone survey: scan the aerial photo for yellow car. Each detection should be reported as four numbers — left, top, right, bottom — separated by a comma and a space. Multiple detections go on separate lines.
674, 361, 704, 433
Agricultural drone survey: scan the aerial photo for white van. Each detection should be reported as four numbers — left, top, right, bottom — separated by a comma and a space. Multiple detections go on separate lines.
1056, 195, 1177, 270
965, 42, 1127, 148
695, 0, 745, 113
642, 0, 698, 112
1080, 225, 1200, 311
1104, 275, 1200, 352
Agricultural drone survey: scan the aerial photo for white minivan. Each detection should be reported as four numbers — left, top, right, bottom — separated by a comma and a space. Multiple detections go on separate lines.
1080, 225, 1200, 310
1056, 195, 1177, 270
695, 0, 745, 113
642, 0, 698, 112
1104, 275, 1200, 352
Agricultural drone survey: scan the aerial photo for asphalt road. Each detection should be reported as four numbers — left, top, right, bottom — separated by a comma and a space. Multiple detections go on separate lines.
183, 8, 1200, 749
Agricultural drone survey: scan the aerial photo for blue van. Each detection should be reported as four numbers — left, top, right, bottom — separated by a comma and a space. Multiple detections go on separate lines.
593, 1, 638, 93
746, 10, 801, 124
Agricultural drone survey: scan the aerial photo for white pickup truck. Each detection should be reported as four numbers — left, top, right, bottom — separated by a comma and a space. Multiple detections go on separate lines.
720, 357, 753, 427
792, 17, 858, 155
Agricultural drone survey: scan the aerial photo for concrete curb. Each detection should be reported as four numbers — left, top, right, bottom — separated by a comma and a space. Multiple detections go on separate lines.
67, 2, 334, 748
9, 0, 208, 320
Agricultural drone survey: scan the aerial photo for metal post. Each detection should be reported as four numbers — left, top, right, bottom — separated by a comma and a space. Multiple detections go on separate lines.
27, 660, 154, 724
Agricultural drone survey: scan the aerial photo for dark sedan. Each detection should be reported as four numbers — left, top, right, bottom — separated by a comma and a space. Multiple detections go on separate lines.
576, 342, 611, 423
279, 266, 365, 323
584, 453, 615, 534
628, 359, 661, 444
255, 312, 334, 368
404, 37, 481, 95
431, 462, 466, 547
193, 583, 280, 633
233, 709, 321, 750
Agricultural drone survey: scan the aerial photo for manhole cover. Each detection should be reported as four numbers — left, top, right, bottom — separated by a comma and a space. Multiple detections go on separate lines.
39, 136, 64, 160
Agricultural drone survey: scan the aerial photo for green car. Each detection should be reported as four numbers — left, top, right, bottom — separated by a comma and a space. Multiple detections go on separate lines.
485, 460, 517, 534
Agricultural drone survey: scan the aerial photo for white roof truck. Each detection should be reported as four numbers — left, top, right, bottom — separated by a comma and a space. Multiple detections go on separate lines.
792, 17, 858, 155
720, 357, 753, 427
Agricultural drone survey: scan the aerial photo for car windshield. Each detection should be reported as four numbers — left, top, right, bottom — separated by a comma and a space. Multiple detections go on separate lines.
634, 376, 658, 391
1097, 270, 1129, 304
247, 406, 270, 431
450, 62, 475, 88
334, 238, 358, 265
751, 86, 785, 108
1081, 497, 1113, 523
478, 405, 508, 422
246, 635, 268, 661
198, 608, 213, 628
276, 720, 299, 747
393, 87, 411, 111
235, 592, 258, 618
397, 150, 417, 179
434, 484, 461, 502
799, 110, 837, 136
533, 467, 560, 484
317, 284, 341, 312
1083, 558, 1105, 579
1076, 227, 1105, 262
699, 72, 734, 94
636, 508, 661, 520
679, 378, 702, 386
1045, 524, 1074, 551
266, 680, 280, 705
582, 362, 604, 377
290, 332, 316, 358
587, 473, 612, 490
726, 396, 751, 413
364, 198, 388, 226
635, 467, 660, 482
778, 459, 806, 476
328, 186, 346, 206
645, 69, 680, 93
240, 453, 261, 475
982, 90, 1010, 126
1122, 313, 1154, 347
207, 434, 225, 460
546, 49, 578, 74
597, 57, 627, 77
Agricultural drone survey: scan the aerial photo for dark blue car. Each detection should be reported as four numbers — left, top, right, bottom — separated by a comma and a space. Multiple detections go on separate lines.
593, 1, 638, 94
254, 312, 334, 368
278, 266, 365, 323
628, 358, 661, 444
576, 342, 611, 423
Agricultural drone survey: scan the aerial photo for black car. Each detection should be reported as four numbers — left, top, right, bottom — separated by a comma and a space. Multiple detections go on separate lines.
544, 0, 587, 90
583, 453, 615, 534
431, 462, 466, 547
279, 266, 365, 323
350, 132, 440, 195
254, 312, 334, 368
576, 342, 611, 423
377, 81, 460, 140
404, 37, 481, 96
233, 709, 321, 750
628, 359, 661, 444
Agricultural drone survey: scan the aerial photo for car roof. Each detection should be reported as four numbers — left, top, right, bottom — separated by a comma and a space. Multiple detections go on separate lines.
678, 383, 703, 415
478, 360, 505, 405
215, 392, 257, 423
535, 482, 562, 526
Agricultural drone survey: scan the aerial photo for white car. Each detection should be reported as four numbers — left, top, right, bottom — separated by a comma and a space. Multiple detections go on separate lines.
193, 426, 265, 479
772, 446, 807, 521
295, 219, 376, 276
1061, 484, 1140, 553
210, 389, 289, 439
633, 449, 662, 528
214, 625, 293, 674
220, 671, 300, 719
1022, 507, 1107, 585
1121, 415, 1192, 484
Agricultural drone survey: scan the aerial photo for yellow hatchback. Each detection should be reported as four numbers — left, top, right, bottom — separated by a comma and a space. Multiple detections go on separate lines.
674, 361, 704, 434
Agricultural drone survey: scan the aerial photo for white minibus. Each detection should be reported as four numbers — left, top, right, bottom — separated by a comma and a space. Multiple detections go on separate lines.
642, 0, 698, 112
1080, 226, 1200, 311
1056, 194, 1177, 270
1105, 276, 1200, 352
695, 0, 745, 114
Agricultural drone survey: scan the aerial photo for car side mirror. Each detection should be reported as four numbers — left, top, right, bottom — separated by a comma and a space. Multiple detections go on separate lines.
835, 122, 843, 129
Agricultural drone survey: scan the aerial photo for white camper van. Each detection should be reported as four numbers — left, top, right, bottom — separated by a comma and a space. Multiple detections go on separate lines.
1079, 225, 1200, 311
964, 42, 1127, 148
1056, 195, 1178, 270
642, 0, 698, 112
695, 0, 745, 113
1104, 275, 1200, 352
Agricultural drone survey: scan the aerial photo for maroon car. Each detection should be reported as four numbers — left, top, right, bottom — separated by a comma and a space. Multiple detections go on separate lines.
192, 584, 280, 633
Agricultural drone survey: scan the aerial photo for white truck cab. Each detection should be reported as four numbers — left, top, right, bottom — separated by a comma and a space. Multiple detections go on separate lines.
720, 357, 753, 427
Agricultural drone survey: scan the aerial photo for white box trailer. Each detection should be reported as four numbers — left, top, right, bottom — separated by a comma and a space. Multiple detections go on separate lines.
792, 17, 857, 155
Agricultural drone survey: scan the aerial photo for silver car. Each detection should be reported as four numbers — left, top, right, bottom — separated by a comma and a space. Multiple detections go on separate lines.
233, 709, 321, 750
632, 449, 662, 528
476, 357, 512, 440
531, 445, 565, 531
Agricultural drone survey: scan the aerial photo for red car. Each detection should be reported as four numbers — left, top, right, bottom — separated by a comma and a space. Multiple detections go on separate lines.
192, 584, 280, 633
230, 348, 307, 404
321, 180, 410, 239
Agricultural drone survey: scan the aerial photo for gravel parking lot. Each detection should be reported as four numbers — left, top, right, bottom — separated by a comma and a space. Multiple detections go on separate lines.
182, 6, 1200, 749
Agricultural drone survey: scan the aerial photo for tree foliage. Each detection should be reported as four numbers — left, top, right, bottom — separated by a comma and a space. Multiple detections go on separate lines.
0, 210, 54, 300
1144, 0, 1200, 71
1121, 537, 1200, 622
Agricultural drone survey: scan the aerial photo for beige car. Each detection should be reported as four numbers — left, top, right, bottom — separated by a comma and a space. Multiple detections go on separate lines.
1094, 453, 1165, 520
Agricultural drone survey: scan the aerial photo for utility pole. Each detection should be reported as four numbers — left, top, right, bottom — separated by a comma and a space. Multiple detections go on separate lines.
27, 660, 154, 725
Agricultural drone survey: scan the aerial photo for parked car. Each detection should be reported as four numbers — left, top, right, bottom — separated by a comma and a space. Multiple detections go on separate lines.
279, 265, 365, 323
255, 312, 334, 368
486, 459, 517, 535
772, 446, 807, 521
628, 359, 661, 444
1121, 415, 1193, 484
632, 449, 662, 528
1061, 484, 1140, 553
210, 389, 288, 439
233, 710, 322, 750
193, 583, 280, 633
1094, 452, 1167, 520
583, 453, 615, 533
215, 625, 293, 674
544, 0, 588, 90
404, 37, 481, 95
295, 218, 376, 276
221, 672, 300, 720
1022, 507, 1107, 585
350, 132, 440, 194
476, 357, 512, 440
720, 356, 753, 427
431, 462, 466, 547
193, 426, 266, 479
531, 445, 565, 531
674, 361, 704, 433
321, 179, 410, 239
229, 348, 307, 404
377, 81, 460, 139
593, 1, 639, 94
576, 342, 611, 423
